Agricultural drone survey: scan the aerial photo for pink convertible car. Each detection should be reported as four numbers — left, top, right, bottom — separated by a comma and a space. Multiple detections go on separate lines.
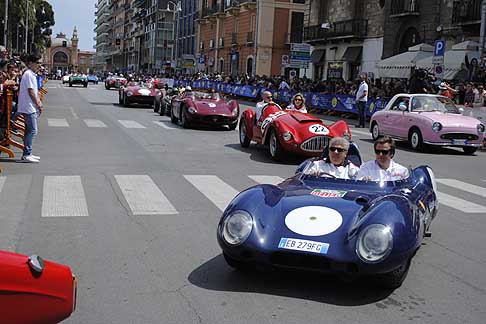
370, 94, 485, 154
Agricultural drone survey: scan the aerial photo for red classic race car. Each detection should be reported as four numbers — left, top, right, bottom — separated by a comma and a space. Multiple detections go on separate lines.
0, 250, 77, 324
119, 81, 162, 107
239, 103, 352, 160
105, 75, 128, 90
170, 90, 239, 129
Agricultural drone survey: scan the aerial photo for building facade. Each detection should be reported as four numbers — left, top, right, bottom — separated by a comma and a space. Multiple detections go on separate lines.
43, 28, 95, 74
304, 0, 385, 81
176, 0, 198, 73
197, 0, 308, 77
94, 0, 112, 71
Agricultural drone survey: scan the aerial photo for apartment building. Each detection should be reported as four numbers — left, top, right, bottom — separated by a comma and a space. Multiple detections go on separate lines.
94, 0, 112, 71
304, 0, 385, 81
175, 0, 198, 74
197, 0, 308, 77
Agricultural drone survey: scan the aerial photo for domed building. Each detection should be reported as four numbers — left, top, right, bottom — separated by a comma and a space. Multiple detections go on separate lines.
43, 27, 95, 74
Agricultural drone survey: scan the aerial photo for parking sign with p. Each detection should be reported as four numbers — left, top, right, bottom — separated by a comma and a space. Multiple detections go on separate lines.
434, 40, 445, 57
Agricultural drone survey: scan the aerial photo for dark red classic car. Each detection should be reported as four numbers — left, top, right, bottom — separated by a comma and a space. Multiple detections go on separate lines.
0, 250, 76, 324
239, 103, 352, 160
170, 90, 239, 129
105, 76, 128, 90
118, 81, 162, 107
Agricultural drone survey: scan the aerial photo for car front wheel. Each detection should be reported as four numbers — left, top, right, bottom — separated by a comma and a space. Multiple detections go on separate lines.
376, 258, 411, 289
180, 107, 190, 128
269, 129, 284, 160
409, 128, 424, 151
463, 146, 478, 154
239, 119, 251, 147
170, 106, 178, 123
223, 252, 251, 271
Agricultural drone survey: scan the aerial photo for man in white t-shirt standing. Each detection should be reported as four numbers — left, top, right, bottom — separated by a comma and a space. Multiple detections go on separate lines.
17, 54, 43, 163
355, 73, 368, 128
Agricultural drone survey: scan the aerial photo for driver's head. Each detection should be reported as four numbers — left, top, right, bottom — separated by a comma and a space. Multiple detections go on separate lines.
328, 137, 349, 166
262, 91, 273, 103
374, 136, 395, 168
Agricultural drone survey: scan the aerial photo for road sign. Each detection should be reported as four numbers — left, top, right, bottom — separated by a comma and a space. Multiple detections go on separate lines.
432, 56, 444, 64
434, 64, 444, 79
434, 40, 445, 57
289, 43, 311, 69
282, 55, 289, 66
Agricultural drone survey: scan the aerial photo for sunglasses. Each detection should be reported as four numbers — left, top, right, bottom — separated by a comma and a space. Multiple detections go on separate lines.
294, 98, 303, 101
375, 149, 391, 155
266, 96, 273, 99
329, 147, 347, 153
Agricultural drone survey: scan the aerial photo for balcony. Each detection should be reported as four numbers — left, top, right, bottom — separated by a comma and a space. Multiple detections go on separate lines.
303, 19, 368, 44
390, 0, 420, 17
231, 32, 238, 45
452, 0, 482, 25
225, 0, 240, 15
240, 0, 257, 10
247, 31, 254, 44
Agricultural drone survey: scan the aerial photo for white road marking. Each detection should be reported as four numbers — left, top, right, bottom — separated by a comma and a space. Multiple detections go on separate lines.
153, 121, 177, 129
47, 118, 69, 127
0, 176, 5, 194
350, 128, 370, 136
42, 176, 89, 217
184, 175, 239, 212
249, 175, 285, 185
69, 106, 79, 119
437, 191, 486, 213
437, 179, 486, 198
84, 119, 107, 128
114, 175, 178, 215
118, 120, 146, 128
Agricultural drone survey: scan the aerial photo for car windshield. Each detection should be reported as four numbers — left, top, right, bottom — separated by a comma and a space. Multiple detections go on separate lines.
300, 173, 409, 187
187, 91, 221, 100
411, 96, 460, 113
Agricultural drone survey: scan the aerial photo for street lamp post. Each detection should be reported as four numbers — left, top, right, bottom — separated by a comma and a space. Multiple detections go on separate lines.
167, 1, 181, 71
25, 0, 28, 53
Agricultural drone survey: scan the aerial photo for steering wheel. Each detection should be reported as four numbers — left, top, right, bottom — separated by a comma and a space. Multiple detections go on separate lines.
316, 171, 337, 179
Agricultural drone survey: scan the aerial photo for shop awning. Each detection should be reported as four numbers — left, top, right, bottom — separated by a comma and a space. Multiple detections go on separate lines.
376, 43, 434, 78
341, 46, 362, 62
310, 49, 326, 64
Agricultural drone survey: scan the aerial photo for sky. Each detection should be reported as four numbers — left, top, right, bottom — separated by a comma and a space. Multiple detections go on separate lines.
48, 0, 97, 51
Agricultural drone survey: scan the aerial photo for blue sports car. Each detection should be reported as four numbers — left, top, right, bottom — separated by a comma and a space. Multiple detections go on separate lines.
217, 146, 438, 289
87, 74, 99, 84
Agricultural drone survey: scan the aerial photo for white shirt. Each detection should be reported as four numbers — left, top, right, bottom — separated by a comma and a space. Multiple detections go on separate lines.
306, 159, 360, 179
279, 81, 290, 90
18, 69, 39, 114
357, 160, 409, 182
286, 103, 307, 113
255, 101, 268, 120
356, 81, 368, 102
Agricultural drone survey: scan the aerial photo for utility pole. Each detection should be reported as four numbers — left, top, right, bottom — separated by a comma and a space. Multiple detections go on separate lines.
25, 0, 28, 53
3, 0, 8, 47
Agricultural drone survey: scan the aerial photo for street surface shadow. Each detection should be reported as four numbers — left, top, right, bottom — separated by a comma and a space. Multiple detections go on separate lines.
188, 254, 393, 306
224, 143, 305, 166
89, 102, 120, 107
359, 138, 479, 156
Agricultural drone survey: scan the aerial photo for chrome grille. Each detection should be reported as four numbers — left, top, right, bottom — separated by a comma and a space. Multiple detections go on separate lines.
300, 136, 329, 152
440, 133, 478, 140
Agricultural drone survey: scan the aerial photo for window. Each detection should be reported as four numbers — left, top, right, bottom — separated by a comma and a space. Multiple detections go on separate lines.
293, 0, 306, 3
390, 97, 410, 111
290, 12, 304, 43
246, 57, 253, 75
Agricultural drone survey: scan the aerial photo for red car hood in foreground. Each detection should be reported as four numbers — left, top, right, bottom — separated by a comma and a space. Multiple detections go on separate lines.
415, 111, 482, 128
0, 250, 76, 324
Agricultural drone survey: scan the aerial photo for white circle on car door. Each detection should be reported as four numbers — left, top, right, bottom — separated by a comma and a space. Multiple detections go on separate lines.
308, 124, 329, 135
285, 206, 343, 236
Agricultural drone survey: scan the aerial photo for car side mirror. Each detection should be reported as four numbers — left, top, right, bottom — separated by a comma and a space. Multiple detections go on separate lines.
459, 107, 464, 114
398, 102, 408, 111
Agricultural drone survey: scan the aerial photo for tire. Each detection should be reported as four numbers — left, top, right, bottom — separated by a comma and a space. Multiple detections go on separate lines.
409, 128, 424, 151
105, 84, 110, 90
153, 100, 159, 113
159, 102, 166, 116
463, 146, 478, 154
170, 106, 178, 123
180, 107, 190, 128
69, 83, 72, 87
84, 83, 88, 88
119, 93, 123, 105
376, 258, 411, 289
239, 119, 251, 147
269, 129, 284, 161
223, 252, 251, 271
371, 122, 381, 141
228, 122, 237, 130
123, 95, 129, 107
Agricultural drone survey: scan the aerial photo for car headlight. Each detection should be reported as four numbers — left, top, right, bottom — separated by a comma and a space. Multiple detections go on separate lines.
232, 107, 239, 116
127, 91, 133, 97
222, 210, 253, 245
356, 224, 393, 263
477, 123, 485, 133
432, 122, 442, 132
282, 131, 293, 141
188, 106, 197, 114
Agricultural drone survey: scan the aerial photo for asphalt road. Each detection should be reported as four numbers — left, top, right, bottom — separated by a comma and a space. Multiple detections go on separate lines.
1, 81, 485, 324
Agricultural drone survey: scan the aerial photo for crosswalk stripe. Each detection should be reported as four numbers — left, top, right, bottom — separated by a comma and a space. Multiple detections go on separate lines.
153, 121, 177, 129
42, 176, 89, 217
437, 191, 486, 213
0, 176, 5, 194
114, 175, 177, 215
118, 120, 146, 128
249, 175, 285, 185
84, 119, 107, 128
184, 175, 239, 212
48, 118, 69, 127
436, 179, 486, 198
